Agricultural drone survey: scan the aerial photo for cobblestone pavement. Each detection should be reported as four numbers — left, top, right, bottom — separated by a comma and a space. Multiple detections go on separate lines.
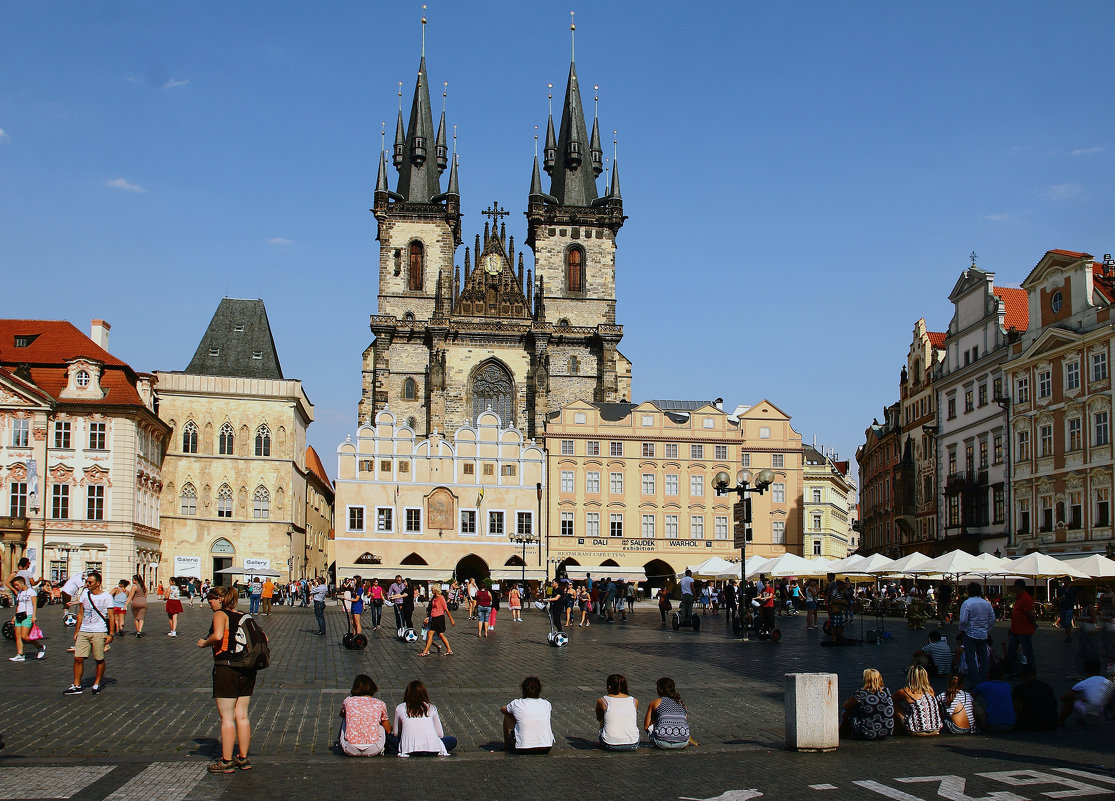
0, 600, 1111, 800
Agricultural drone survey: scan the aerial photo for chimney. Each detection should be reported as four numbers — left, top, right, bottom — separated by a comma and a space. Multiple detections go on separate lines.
714, 397, 724, 411
90, 320, 111, 351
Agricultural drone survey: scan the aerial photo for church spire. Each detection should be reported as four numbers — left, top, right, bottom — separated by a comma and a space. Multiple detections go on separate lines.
543, 85, 557, 175
393, 83, 405, 168
609, 131, 621, 200
589, 85, 603, 177
548, 25, 598, 206
435, 82, 448, 174
395, 9, 443, 203
376, 123, 389, 194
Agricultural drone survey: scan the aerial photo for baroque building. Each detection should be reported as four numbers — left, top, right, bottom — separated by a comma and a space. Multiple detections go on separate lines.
856, 402, 903, 556
358, 23, 631, 441
897, 319, 944, 555
0, 319, 168, 585
154, 299, 315, 585
802, 443, 857, 559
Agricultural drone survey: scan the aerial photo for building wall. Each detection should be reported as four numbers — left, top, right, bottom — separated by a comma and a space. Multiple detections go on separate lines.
802, 449, 856, 559
154, 372, 313, 584
857, 403, 902, 555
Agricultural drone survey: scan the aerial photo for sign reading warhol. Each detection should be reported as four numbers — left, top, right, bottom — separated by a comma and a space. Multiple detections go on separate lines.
174, 555, 202, 577
244, 558, 271, 572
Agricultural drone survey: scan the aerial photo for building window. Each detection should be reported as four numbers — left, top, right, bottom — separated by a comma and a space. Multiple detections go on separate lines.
483, 463, 495, 476
87, 485, 105, 521
566, 246, 584, 293
714, 516, 729, 540
758, 426, 771, 439
460, 510, 476, 535
690, 444, 704, 459
993, 377, 1003, 399
947, 396, 957, 419
610, 441, 623, 457
964, 389, 974, 412
741, 453, 750, 468
665, 514, 678, 539
586, 471, 600, 493
641, 473, 655, 494
1037, 370, 1051, 399
689, 475, 704, 496
462, 463, 474, 475
979, 438, 988, 469
772, 483, 785, 503
180, 484, 196, 516
216, 484, 233, 518
665, 474, 678, 495
1040, 495, 1054, 532
1066, 361, 1080, 391
399, 461, 410, 473
54, 421, 71, 449
812, 513, 822, 531
561, 440, 574, 456
219, 423, 235, 455
1016, 430, 1030, 461
408, 241, 424, 291
88, 421, 106, 450
381, 460, 392, 473
1039, 424, 1053, 457
9, 418, 29, 448
574, 412, 586, 424
946, 446, 957, 475
516, 512, 533, 537
376, 507, 393, 533
1016, 377, 1030, 404
771, 454, 785, 468
812, 488, 822, 503
641, 442, 655, 457
993, 435, 1003, 463
560, 471, 574, 492
813, 540, 822, 556
690, 515, 704, 539
569, 356, 579, 375
609, 472, 623, 494
1092, 351, 1108, 382
993, 486, 1006, 524
978, 384, 987, 406
1095, 411, 1111, 446
609, 513, 623, 537
501, 464, 516, 477
253, 487, 270, 519
581, 512, 598, 537
665, 443, 678, 459
405, 508, 422, 533
587, 441, 600, 456
1068, 418, 1082, 450
1017, 498, 1030, 534
948, 495, 960, 527
182, 421, 198, 453
1096, 488, 1110, 527
348, 506, 365, 532
1068, 491, 1082, 528
641, 514, 655, 538
771, 521, 785, 544
641, 415, 654, 427
255, 425, 271, 456
714, 445, 728, 461
8, 482, 27, 518
403, 377, 417, 400
560, 511, 574, 537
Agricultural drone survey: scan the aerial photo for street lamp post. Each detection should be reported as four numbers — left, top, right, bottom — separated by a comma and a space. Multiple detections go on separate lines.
713, 468, 775, 641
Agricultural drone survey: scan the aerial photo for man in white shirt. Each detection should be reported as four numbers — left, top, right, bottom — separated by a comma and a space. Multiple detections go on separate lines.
958, 582, 996, 687
310, 578, 329, 635
500, 676, 554, 754
65, 571, 114, 696
679, 569, 695, 623
387, 576, 407, 629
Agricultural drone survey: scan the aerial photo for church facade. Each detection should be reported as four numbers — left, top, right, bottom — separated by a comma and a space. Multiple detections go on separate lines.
358, 31, 631, 441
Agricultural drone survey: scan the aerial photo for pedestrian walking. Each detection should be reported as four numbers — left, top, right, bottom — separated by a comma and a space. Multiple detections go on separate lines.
418, 586, 454, 656
165, 579, 183, 637
64, 571, 113, 695
198, 586, 255, 773
261, 579, 275, 615
247, 577, 262, 615
127, 574, 148, 637
1006, 579, 1037, 675
958, 583, 996, 687
8, 575, 46, 662
111, 580, 129, 635
311, 577, 328, 635
509, 584, 522, 622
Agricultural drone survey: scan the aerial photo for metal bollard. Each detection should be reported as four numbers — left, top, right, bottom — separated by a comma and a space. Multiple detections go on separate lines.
784, 672, 839, 752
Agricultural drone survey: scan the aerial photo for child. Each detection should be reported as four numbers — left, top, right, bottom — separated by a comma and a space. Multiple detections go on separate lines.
338, 674, 391, 756
111, 580, 129, 635
9, 576, 46, 661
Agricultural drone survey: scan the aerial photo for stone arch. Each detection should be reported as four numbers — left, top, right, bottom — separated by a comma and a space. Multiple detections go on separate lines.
401, 552, 428, 565
454, 553, 489, 583
643, 558, 676, 591
565, 244, 585, 293
600, 558, 619, 567
504, 554, 525, 566
468, 359, 515, 427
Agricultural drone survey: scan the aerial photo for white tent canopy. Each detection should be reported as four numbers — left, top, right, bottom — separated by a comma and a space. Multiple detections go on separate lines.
907, 549, 987, 576
882, 552, 932, 576
744, 555, 772, 578
1063, 554, 1115, 579
1004, 552, 1089, 580
685, 556, 737, 579
850, 553, 897, 575
757, 552, 820, 577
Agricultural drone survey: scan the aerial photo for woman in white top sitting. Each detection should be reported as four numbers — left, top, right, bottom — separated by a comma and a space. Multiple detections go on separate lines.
387, 680, 456, 757
500, 675, 555, 754
595, 673, 639, 750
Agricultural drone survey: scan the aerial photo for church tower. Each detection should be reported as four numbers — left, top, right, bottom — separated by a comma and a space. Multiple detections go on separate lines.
359, 17, 631, 439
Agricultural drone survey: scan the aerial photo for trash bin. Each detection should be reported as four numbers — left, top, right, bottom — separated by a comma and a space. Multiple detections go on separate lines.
784, 672, 839, 751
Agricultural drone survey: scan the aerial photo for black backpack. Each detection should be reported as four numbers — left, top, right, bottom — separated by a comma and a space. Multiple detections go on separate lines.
217, 610, 271, 670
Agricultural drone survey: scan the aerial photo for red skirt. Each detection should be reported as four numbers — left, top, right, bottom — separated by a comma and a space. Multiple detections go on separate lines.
166, 599, 183, 615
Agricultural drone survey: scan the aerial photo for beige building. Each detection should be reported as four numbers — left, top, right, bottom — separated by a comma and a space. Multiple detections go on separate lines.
302, 446, 334, 580
0, 319, 169, 586
334, 408, 547, 583
542, 399, 803, 587
802, 444, 857, 559
155, 299, 314, 585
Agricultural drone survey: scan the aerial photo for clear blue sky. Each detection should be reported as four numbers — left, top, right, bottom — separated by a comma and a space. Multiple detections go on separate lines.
3, 2, 1114, 481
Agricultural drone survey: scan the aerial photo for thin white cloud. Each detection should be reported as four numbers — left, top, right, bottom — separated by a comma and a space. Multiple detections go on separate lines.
268, 237, 294, 246
105, 177, 147, 193
981, 213, 1014, 223
162, 78, 190, 90
0, 128, 10, 144
1070, 146, 1103, 156
1042, 183, 1083, 202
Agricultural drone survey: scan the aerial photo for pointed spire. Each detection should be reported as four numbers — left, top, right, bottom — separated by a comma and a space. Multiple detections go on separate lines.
529, 155, 543, 197
394, 11, 442, 202
393, 83, 405, 168
376, 122, 389, 193
508, 234, 515, 267
543, 84, 557, 175
454, 264, 460, 303
435, 82, 448, 173
500, 222, 506, 245
474, 233, 481, 268
517, 252, 525, 290
609, 130, 621, 200
484, 221, 490, 243
447, 152, 459, 196
549, 60, 598, 206
589, 84, 603, 177
463, 246, 471, 282
526, 268, 533, 309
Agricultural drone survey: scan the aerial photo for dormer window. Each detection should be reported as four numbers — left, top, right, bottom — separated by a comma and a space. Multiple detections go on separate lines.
252, 351, 263, 360
209, 348, 220, 357
14, 335, 36, 348
75, 370, 90, 388
233, 324, 245, 333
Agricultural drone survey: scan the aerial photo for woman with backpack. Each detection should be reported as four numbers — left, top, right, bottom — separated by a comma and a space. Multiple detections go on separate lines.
198, 586, 255, 774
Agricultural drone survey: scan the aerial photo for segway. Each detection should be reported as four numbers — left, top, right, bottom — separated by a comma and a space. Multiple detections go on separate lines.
670, 598, 701, 632
544, 603, 568, 647
396, 626, 419, 643
1, 620, 13, 641
341, 604, 368, 650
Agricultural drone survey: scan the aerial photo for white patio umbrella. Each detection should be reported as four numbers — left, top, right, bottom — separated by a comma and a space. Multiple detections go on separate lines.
1004, 552, 1089, 580
760, 552, 819, 577
830, 554, 869, 575
1063, 553, 1115, 579
881, 551, 932, 576
685, 556, 737, 580
799, 557, 839, 576
850, 553, 898, 576
744, 555, 773, 579
908, 549, 987, 576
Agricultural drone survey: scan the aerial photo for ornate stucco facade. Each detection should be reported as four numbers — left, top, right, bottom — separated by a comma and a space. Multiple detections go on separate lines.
802, 445, 857, 559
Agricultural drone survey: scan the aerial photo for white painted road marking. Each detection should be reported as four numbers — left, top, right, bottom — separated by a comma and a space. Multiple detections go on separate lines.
895, 775, 1026, 801
104, 761, 209, 801
808, 785, 837, 791
978, 770, 1111, 798
0, 766, 114, 800
679, 792, 764, 801
853, 780, 928, 800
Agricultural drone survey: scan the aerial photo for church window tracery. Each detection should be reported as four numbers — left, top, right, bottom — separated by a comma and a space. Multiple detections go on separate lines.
403, 377, 417, 400
566, 246, 584, 293
182, 422, 198, 454
471, 361, 514, 425
408, 241, 424, 291
218, 423, 234, 455
255, 425, 271, 457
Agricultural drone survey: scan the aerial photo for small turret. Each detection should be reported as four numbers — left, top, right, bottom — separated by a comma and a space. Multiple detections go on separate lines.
393, 91, 405, 169
543, 85, 557, 175
590, 114, 603, 176
446, 152, 459, 196
529, 155, 543, 197
435, 82, 448, 173
609, 159, 621, 200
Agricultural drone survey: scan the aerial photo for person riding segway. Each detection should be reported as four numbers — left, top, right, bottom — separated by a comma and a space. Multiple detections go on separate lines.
671, 570, 702, 632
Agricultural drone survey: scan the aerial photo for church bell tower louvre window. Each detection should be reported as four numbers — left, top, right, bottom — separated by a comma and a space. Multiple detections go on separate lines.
566, 246, 584, 293
408, 241, 425, 291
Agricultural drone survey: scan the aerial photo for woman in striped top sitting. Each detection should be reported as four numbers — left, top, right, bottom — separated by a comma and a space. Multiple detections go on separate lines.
644, 677, 691, 749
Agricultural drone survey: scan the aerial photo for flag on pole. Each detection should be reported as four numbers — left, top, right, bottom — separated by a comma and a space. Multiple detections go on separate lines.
476, 486, 485, 508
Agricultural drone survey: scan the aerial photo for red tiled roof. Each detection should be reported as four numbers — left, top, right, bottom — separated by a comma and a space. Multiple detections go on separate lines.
1091, 262, 1115, 304
992, 287, 1029, 331
305, 445, 332, 487
926, 331, 946, 348
1049, 249, 1087, 259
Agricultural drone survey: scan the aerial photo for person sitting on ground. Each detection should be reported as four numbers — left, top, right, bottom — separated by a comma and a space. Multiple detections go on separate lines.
595, 673, 639, 751
500, 676, 554, 754
936, 674, 978, 734
388, 680, 456, 757
1059, 657, 1114, 726
893, 664, 941, 736
972, 661, 1016, 732
840, 668, 894, 740
914, 630, 953, 677
1012, 664, 1058, 731
643, 677, 691, 749
338, 673, 391, 756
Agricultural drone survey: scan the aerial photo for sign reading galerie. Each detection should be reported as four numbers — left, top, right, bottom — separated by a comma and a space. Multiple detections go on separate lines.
174, 555, 201, 577
244, 558, 271, 572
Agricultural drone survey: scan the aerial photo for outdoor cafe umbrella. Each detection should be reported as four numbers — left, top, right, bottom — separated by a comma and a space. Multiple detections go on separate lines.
907, 549, 987, 577
214, 567, 283, 578
1003, 552, 1089, 580
686, 556, 738, 580
761, 552, 819, 578
849, 553, 897, 576
1062, 553, 1115, 579
743, 555, 773, 579
881, 551, 932, 576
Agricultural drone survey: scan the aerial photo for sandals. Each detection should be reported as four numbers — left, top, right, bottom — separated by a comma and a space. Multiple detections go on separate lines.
444, 650, 453, 655
417, 652, 432, 657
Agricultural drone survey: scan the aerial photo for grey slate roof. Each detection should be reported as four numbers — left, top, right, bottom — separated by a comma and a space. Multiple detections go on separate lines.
184, 298, 284, 379
647, 400, 716, 411
395, 57, 443, 203
549, 62, 599, 207
591, 402, 637, 421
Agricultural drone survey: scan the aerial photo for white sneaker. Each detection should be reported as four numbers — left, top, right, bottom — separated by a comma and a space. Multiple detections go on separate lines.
37, 646, 46, 659
10, 654, 26, 662
167, 631, 177, 637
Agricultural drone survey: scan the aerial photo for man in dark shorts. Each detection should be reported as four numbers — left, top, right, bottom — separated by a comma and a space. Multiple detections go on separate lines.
198, 587, 255, 773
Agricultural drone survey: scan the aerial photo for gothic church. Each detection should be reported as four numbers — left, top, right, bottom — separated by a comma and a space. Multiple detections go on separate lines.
358, 23, 631, 438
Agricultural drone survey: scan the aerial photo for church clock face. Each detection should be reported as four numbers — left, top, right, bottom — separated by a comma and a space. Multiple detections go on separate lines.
483, 253, 502, 275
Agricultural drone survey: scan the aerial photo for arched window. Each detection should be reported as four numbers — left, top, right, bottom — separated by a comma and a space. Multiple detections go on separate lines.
253, 486, 270, 519
471, 360, 514, 425
217, 484, 233, 518
566, 246, 584, 293
182, 421, 198, 454
255, 425, 271, 457
408, 241, 424, 291
403, 377, 417, 400
569, 356, 579, 375
180, 483, 197, 516
218, 422, 234, 455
